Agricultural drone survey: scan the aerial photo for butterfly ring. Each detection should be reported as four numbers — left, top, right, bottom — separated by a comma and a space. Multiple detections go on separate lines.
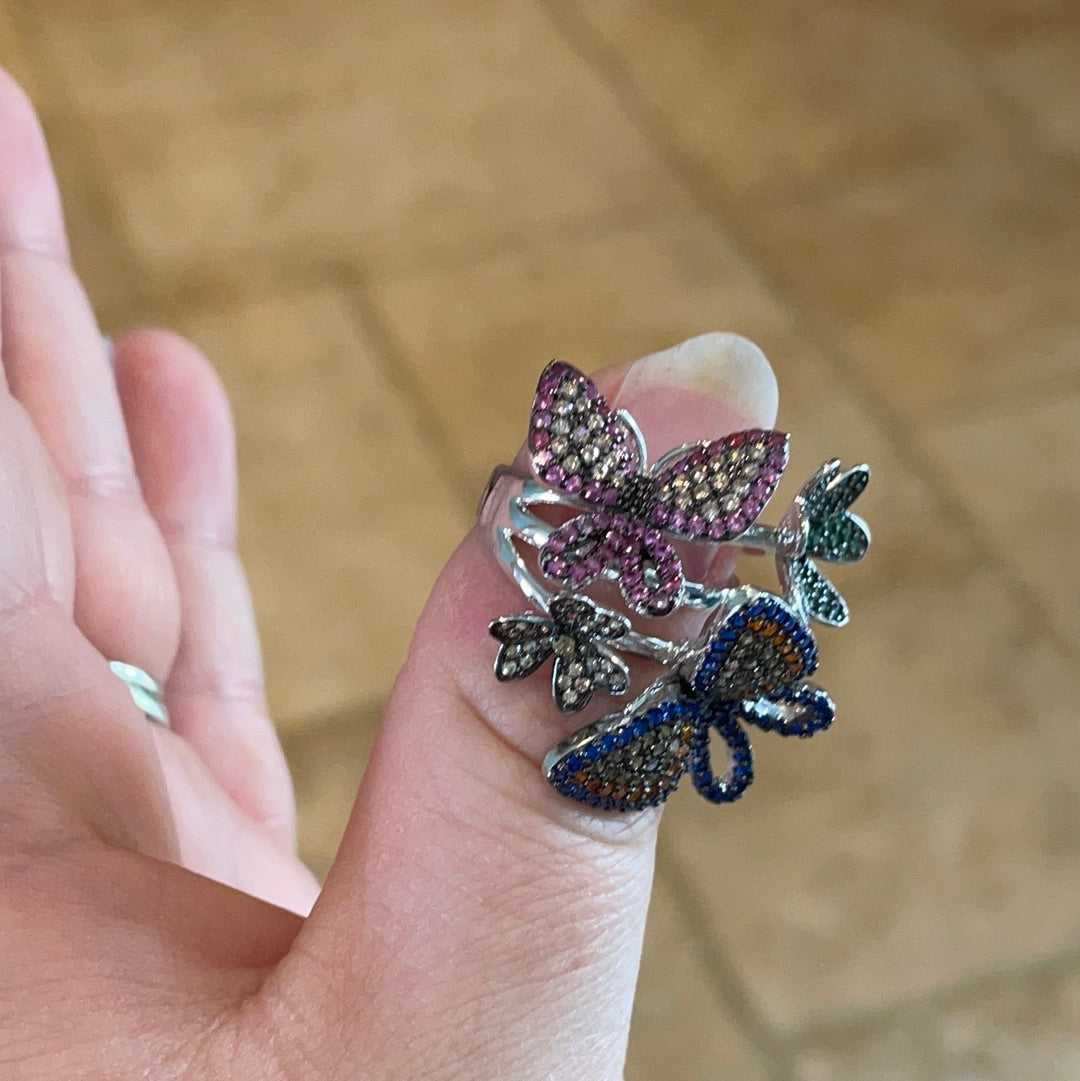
480, 359, 871, 811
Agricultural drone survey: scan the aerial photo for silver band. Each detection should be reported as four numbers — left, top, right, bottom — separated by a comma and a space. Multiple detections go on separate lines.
109, 661, 170, 727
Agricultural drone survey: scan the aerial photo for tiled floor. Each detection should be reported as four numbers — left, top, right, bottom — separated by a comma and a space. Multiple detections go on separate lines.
3, 2, 1079, 1077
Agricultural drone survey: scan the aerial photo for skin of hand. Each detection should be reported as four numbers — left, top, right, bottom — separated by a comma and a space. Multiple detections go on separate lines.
0, 67, 778, 1081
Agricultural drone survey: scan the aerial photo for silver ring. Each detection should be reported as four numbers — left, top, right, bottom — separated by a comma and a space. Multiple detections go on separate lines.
109, 661, 170, 728
481, 358, 871, 813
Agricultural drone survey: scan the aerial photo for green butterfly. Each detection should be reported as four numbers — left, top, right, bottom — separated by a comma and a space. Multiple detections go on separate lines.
778, 460, 871, 627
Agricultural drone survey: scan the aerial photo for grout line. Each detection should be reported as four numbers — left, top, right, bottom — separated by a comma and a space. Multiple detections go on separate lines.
655, 844, 794, 1081
535, 0, 1080, 668
783, 942, 1080, 1049
917, 370, 1080, 431
327, 263, 481, 514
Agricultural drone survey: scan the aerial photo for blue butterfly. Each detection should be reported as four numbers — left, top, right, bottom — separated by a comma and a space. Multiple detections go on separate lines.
543, 591, 835, 811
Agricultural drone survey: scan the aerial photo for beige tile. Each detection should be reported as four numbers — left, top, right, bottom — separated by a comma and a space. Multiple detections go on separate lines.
627, 877, 770, 1081
370, 215, 799, 493
283, 700, 380, 881
174, 288, 471, 726
657, 568, 1080, 1032
937, 964, 1080, 1080
921, 394, 1080, 647
579, 0, 1002, 199
64, 0, 681, 290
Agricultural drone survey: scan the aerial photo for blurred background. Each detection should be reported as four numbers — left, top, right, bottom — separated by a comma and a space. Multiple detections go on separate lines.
2, 1, 1078, 1077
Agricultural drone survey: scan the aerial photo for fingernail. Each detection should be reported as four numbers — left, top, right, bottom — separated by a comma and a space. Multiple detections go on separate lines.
616, 332, 779, 430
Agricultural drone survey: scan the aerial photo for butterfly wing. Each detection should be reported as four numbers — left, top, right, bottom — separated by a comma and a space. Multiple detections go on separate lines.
543, 686, 700, 811
689, 592, 819, 702
689, 703, 755, 804
804, 463, 871, 564
539, 512, 684, 617
488, 614, 554, 681
529, 361, 643, 504
650, 431, 790, 541
784, 555, 850, 627
738, 681, 835, 738
546, 594, 631, 713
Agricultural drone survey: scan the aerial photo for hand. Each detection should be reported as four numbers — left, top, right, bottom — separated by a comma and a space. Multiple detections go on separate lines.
0, 68, 777, 1080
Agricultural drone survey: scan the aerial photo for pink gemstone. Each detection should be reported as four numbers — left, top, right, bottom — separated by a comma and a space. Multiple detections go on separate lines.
582, 481, 603, 503
686, 516, 705, 537
601, 488, 619, 507
627, 584, 650, 606
546, 535, 567, 554
533, 450, 553, 469
767, 449, 786, 469
689, 448, 706, 466
545, 465, 566, 486
585, 383, 599, 400
650, 505, 669, 525
662, 577, 682, 596
564, 474, 583, 494
533, 411, 552, 430
593, 512, 611, 530
644, 528, 662, 547
658, 555, 680, 576
668, 509, 687, 530
569, 564, 590, 585
728, 512, 747, 535
582, 556, 602, 577
530, 429, 550, 450
728, 431, 745, 449
626, 519, 644, 538
707, 519, 727, 540
537, 391, 555, 410
561, 522, 579, 543
545, 555, 568, 578
746, 427, 763, 442
750, 479, 769, 500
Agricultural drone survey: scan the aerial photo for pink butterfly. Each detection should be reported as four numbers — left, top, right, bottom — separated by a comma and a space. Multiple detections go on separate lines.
528, 361, 789, 617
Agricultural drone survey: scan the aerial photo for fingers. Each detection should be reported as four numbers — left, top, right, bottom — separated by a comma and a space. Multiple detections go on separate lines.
270, 334, 778, 1080
113, 329, 297, 851
0, 68, 180, 680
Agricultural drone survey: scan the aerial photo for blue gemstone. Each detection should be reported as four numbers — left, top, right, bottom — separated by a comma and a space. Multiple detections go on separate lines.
582, 745, 600, 762
600, 734, 616, 753
565, 754, 582, 772
632, 719, 648, 738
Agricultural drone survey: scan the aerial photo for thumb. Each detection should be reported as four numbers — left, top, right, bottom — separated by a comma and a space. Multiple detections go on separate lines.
271, 333, 779, 1080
